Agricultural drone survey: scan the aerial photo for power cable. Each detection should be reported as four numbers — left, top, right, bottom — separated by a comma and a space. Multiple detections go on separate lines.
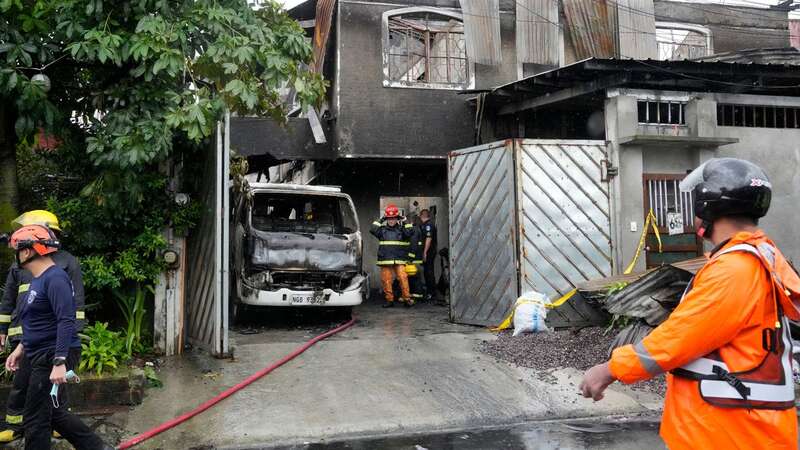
631, 58, 800, 90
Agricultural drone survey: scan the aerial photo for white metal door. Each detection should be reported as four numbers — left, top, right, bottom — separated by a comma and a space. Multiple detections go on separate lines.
515, 140, 612, 300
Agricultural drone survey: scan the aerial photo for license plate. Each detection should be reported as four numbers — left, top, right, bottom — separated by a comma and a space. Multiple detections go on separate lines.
291, 293, 326, 305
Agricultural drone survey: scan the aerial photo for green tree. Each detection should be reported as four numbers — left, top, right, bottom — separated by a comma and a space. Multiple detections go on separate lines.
0, 0, 325, 332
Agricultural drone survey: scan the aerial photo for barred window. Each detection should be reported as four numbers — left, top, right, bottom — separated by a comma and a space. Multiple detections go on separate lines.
637, 100, 686, 125
718, 103, 800, 129
656, 23, 712, 61
384, 10, 470, 89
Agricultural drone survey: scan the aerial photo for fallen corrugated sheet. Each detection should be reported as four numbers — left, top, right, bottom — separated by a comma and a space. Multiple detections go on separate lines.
608, 320, 653, 356
516, 0, 559, 65
575, 256, 705, 297
546, 290, 610, 329
616, 0, 657, 59
601, 265, 692, 326
459, 0, 502, 65
562, 0, 617, 59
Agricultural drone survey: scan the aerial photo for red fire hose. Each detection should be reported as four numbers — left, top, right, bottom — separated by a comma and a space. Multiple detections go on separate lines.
116, 318, 356, 450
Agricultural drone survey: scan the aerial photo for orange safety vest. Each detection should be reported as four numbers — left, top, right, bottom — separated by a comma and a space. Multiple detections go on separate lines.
609, 231, 800, 450
671, 242, 795, 410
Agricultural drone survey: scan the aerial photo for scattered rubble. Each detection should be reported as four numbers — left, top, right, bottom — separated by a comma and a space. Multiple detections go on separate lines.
478, 328, 666, 396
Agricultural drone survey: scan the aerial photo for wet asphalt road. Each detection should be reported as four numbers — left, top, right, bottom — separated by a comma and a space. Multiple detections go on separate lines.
258, 419, 665, 450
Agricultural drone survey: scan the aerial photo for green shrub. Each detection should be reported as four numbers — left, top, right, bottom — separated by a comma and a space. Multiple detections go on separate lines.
80, 322, 128, 376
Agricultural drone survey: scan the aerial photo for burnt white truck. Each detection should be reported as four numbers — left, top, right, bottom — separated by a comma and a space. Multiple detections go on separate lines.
231, 183, 366, 319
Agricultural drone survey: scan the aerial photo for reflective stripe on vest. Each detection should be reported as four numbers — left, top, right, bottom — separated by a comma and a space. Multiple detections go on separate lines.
0, 315, 10, 323
379, 241, 409, 246
8, 326, 22, 337
17, 284, 29, 294
673, 242, 795, 409
76, 311, 85, 320
5, 414, 22, 425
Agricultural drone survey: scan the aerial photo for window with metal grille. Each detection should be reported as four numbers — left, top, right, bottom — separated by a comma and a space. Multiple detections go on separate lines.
637, 100, 686, 125
384, 11, 469, 89
717, 103, 800, 129
656, 23, 712, 61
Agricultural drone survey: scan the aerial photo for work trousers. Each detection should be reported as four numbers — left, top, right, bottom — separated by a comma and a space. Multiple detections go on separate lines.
423, 254, 437, 299
380, 265, 410, 302
5, 339, 27, 432
23, 348, 105, 450
408, 269, 424, 301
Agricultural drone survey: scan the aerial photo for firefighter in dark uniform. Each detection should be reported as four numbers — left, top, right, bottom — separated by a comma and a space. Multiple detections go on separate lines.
419, 209, 438, 303
370, 205, 414, 307
406, 217, 425, 303
0, 211, 86, 443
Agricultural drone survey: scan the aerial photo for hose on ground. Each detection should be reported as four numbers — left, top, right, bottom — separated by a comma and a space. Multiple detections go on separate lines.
116, 317, 356, 450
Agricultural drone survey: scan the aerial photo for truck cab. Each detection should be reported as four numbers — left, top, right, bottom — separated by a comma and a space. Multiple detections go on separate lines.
231, 183, 366, 319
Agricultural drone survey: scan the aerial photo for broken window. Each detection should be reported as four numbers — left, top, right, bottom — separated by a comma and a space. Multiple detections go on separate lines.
250, 193, 358, 235
385, 10, 469, 88
655, 23, 712, 61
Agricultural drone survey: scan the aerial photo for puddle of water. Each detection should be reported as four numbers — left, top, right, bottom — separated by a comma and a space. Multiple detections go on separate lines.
260, 420, 665, 450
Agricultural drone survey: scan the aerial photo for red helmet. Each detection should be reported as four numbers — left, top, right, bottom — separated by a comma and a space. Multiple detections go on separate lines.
384, 204, 400, 218
9, 225, 59, 256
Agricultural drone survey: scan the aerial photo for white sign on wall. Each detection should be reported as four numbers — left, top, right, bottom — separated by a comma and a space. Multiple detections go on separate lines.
667, 212, 684, 236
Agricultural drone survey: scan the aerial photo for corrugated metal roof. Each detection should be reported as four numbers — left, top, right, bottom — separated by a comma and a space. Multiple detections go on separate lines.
616, 0, 657, 59
459, 0, 503, 66
562, 0, 617, 59
516, 0, 559, 65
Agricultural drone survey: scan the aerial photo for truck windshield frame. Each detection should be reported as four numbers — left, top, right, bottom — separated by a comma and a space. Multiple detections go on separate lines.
249, 192, 359, 235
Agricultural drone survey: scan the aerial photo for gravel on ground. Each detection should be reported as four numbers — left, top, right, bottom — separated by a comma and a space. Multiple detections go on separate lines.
478, 327, 666, 396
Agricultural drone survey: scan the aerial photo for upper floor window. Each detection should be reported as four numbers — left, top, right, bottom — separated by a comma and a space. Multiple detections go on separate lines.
655, 22, 713, 61
383, 8, 473, 90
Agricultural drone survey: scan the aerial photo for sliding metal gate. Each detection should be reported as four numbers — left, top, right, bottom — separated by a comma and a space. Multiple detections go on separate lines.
448, 142, 520, 327
448, 139, 612, 327
185, 115, 230, 356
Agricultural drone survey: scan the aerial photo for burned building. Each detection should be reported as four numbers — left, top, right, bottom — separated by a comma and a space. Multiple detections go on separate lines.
230, 0, 795, 302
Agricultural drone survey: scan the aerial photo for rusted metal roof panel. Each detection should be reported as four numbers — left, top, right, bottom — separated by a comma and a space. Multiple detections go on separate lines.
459, 0, 503, 65
516, 0, 559, 65
562, 0, 617, 59
311, 0, 335, 73
617, 0, 657, 59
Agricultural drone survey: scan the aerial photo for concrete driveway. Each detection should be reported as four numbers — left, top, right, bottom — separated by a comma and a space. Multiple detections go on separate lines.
113, 302, 662, 449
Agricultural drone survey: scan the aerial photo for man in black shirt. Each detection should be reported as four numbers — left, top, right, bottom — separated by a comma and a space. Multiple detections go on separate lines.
419, 210, 438, 303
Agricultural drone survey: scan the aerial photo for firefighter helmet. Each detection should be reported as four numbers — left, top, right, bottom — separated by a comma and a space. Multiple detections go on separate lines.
12, 210, 61, 231
680, 158, 771, 222
9, 225, 60, 256
384, 204, 400, 218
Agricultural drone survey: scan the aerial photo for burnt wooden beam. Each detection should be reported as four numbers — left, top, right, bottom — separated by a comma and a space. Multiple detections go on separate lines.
498, 73, 630, 115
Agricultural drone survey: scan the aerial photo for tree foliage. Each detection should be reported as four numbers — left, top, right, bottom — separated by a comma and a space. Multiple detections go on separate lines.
1, 1, 325, 311
1, 0, 325, 170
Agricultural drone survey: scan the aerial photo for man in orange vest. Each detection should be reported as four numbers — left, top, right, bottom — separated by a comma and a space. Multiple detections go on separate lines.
581, 158, 800, 449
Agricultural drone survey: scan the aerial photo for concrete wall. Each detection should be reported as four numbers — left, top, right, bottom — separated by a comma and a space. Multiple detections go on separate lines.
606, 90, 800, 272
334, 0, 520, 158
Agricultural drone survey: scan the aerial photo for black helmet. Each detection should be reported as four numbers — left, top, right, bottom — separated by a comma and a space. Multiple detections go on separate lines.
679, 158, 771, 222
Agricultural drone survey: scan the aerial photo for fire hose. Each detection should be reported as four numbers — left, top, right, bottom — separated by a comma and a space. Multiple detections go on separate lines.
116, 317, 356, 450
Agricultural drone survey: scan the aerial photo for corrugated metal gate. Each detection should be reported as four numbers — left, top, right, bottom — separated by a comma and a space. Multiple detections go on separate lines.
517, 140, 612, 300
448, 142, 519, 327
185, 115, 230, 356
448, 139, 612, 327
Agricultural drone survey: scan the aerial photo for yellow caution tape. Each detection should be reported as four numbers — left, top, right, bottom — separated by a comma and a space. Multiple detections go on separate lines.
546, 288, 577, 309
623, 209, 662, 275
